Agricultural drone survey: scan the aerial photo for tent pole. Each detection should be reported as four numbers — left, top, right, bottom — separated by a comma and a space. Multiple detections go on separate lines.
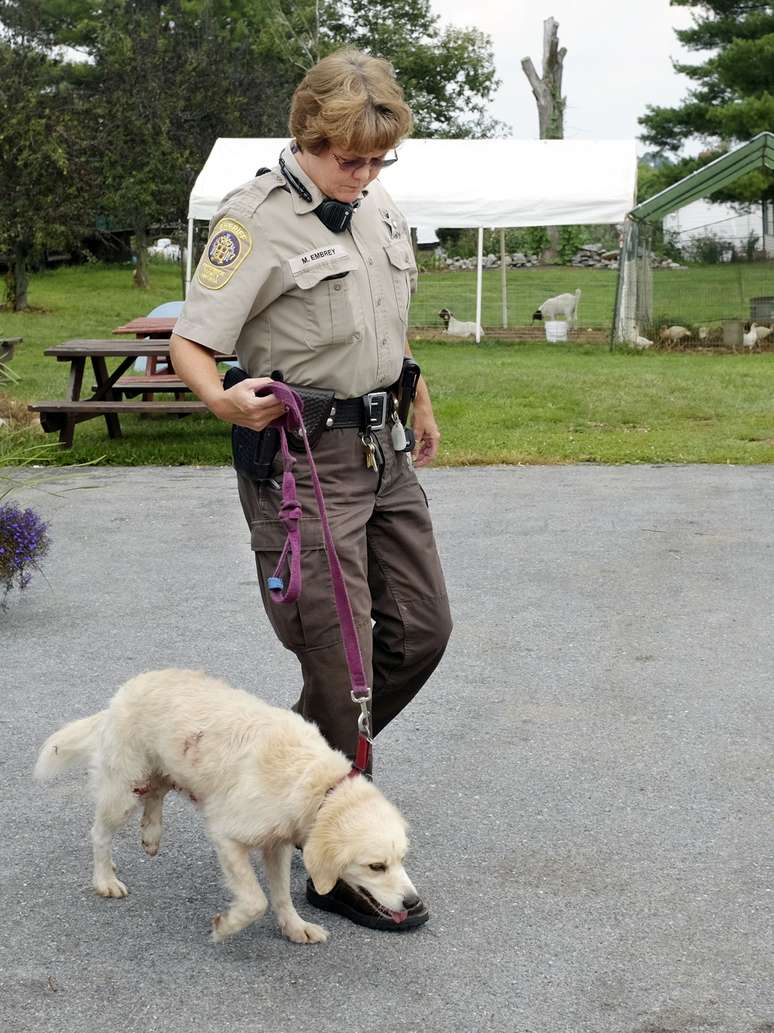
499, 229, 507, 328
185, 218, 194, 297
475, 227, 484, 344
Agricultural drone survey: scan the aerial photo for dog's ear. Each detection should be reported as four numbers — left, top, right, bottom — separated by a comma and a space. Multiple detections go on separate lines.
303, 832, 341, 896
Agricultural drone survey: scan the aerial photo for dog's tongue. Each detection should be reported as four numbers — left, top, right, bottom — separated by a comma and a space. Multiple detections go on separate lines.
391, 909, 409, 924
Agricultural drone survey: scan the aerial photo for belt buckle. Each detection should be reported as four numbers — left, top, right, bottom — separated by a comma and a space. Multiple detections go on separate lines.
364, 392, 388, 431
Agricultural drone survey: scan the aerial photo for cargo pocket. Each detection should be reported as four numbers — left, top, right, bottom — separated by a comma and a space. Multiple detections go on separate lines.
249, 517, 338, 651
288, 254, 364, 348
384, 239, 413, 325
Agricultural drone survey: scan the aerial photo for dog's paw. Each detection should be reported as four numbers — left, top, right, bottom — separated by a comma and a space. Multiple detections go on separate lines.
94, 877, 128, 898
141, 837, 160, 857
281, 919, 329, 944
140, 817, 161, 857
210, 913, 231, 943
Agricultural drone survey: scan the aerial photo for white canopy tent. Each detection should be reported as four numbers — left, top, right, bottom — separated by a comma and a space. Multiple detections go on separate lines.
186, 137, 638, 340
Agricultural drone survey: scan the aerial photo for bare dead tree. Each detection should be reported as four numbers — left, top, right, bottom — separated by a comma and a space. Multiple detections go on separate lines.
521, 17, 567, 140
522, 17, 567, 261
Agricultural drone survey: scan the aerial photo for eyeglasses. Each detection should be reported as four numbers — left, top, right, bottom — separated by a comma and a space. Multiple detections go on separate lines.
330, 150, 399, 173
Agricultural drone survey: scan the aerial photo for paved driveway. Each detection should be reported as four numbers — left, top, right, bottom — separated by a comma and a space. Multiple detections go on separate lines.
2, 465, 773, 1033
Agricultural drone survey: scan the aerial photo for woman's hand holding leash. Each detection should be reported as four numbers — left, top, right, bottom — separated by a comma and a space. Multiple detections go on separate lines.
212, 377, 287, 431
168, 337, 286, 431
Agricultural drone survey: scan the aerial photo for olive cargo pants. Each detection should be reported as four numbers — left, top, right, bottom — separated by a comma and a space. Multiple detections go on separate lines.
237, 424, 452, 763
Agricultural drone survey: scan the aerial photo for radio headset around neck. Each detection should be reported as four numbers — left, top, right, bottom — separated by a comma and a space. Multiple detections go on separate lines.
278, 154, 359, 234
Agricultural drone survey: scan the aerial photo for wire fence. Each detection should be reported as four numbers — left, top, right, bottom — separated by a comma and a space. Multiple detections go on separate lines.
409, 266, 615, 338
615, 218, 774, 349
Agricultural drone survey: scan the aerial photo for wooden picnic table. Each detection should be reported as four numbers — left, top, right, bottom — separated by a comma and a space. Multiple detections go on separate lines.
29, 339, 235, 448
112, 316, 177, 338
112, 316, 178, 375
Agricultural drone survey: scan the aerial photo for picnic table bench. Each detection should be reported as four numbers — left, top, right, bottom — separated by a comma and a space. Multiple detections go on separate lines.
0, 337, 23, 383
29, 339, 235, 448
92, 373, 192, 398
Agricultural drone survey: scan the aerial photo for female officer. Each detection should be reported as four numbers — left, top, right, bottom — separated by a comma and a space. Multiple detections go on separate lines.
169, 49, 452, 930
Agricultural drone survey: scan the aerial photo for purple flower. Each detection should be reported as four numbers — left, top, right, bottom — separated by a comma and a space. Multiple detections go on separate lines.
0, 503, 50, 607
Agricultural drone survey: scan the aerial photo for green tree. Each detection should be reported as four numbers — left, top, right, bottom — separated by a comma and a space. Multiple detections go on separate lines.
2, 0, 504, 298
263, 0, 506, 137
332, 0, 504, 137
2, 0, 297, 290
0, 36, 93, 310
639, 0, 774, 202
79, 1, 296, 287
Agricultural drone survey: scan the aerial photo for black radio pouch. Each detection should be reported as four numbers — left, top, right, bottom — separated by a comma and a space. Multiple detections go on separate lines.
285, 383, 336, 450
222, 366, 336, 480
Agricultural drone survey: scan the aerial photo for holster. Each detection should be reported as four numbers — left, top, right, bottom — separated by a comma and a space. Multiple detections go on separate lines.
222, 366, 335, 481
285, 384, 336, 450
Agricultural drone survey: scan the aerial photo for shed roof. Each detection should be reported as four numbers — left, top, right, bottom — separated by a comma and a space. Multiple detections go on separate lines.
630, 132, 774, 224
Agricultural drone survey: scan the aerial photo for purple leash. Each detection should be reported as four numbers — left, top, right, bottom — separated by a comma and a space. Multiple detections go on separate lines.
261, 382, 372, 772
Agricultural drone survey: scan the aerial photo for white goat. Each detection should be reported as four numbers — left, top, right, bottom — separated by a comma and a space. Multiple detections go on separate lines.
438, 308, 484, 338
659, 325, 691, 345
532, 289, 581, 328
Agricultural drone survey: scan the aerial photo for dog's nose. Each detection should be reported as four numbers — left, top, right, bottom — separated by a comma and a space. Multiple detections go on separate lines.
402, 892, 420, 909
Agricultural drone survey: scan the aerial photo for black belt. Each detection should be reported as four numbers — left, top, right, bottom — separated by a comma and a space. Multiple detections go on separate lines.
329, 391, 391, 431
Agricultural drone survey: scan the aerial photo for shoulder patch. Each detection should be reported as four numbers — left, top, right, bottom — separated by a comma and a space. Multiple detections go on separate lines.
197, 217, 253, 290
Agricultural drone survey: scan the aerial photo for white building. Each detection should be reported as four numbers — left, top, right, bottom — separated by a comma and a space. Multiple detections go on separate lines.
664, 198, 774, 257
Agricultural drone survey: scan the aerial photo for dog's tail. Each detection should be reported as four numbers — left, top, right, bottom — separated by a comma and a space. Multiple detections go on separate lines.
33, 711, 107, 781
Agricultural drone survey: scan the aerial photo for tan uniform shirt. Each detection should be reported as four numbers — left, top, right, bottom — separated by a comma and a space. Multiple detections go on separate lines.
175, 145, 417, 399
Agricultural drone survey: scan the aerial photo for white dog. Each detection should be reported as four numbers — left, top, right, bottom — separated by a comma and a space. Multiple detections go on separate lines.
34, 669, 419, 944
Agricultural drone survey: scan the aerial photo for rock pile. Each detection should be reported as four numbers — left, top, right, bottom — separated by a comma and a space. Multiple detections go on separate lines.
570, 243, 620, 269
506, 252, 540, 268
436, 244, 686, 271
441, 251, 540, 271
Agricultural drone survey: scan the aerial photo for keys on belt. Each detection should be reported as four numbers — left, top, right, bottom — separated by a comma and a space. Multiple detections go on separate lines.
358, 392, 388, 472
360, 394, 387, 472
360, 432, 380, 470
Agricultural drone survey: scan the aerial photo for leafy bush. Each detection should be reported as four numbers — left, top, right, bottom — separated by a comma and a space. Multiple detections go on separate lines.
686, 232, 734, 265
434, 224, 620, 263
558, 225, 586, 264
650, 226, 684, 262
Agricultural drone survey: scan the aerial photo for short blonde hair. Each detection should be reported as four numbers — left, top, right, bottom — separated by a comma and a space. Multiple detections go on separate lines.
289, 49, 413, 155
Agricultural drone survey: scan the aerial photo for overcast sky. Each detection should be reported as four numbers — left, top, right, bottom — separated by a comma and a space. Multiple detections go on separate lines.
429, 0, 701, 149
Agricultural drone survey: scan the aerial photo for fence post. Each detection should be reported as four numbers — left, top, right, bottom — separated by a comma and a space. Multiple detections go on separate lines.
476, 228, 484, 344
500, 229, 508, 328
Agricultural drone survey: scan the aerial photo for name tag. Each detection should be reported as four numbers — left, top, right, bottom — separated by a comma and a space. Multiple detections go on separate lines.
289, 245, 349, 274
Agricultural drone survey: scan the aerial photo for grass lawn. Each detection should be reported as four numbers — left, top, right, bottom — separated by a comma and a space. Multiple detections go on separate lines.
3, 261, 774, 466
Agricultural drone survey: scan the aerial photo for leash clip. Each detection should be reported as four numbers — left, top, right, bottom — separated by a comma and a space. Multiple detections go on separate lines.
354, 698, 373, 775
352, 690, 373, 742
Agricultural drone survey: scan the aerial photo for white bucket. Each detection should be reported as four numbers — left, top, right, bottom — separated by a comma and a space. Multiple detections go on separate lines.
545, 320, 568, 342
